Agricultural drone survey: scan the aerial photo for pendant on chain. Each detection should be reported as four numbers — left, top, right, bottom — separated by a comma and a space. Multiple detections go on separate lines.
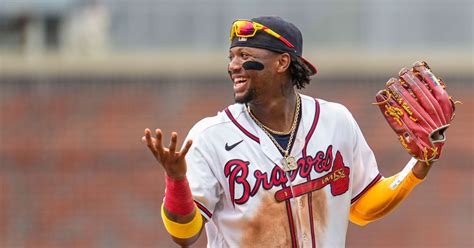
282, 156, 298, 171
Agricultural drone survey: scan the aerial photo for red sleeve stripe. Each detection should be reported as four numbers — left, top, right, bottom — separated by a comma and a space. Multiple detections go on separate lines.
194, 200, 213, 219
351, 173, 382, 204
225, 108, 260, 143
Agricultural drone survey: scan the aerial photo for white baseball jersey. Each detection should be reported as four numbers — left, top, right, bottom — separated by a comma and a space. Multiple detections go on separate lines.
184, 94, 380, 248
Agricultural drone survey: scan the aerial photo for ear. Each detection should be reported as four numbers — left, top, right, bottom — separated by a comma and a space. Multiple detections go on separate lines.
275, 53, 291, 73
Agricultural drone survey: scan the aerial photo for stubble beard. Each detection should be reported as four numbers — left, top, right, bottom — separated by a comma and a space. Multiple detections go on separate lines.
234, 87, 257, 104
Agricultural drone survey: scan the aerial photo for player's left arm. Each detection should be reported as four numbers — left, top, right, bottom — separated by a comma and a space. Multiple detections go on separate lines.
351, 61, 458, 226
349, 160, 431, 226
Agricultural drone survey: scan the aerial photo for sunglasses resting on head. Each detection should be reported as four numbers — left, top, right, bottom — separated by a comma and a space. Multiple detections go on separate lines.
230, 20, 295, 49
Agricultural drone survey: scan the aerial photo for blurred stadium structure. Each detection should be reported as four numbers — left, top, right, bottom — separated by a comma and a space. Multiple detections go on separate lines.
0, 0, 472, 247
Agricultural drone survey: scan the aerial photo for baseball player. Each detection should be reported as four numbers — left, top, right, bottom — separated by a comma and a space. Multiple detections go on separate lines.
143, 16, 455, 247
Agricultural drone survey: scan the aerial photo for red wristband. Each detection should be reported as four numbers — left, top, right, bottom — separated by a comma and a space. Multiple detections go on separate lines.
164, 175, 195, 216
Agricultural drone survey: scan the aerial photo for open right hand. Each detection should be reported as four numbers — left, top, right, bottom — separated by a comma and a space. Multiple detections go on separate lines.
142, 128, 193, 179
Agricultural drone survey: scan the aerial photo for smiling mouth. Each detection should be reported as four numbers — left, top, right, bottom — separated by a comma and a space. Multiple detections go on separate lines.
233, 77, 249, 92
233, 77, 248, 85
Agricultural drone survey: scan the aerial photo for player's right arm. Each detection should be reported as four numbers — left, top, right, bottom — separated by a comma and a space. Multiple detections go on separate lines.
142, 128, 205, 246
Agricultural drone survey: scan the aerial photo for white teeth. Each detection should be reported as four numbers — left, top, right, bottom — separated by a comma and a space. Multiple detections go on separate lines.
234, 77, 246, 84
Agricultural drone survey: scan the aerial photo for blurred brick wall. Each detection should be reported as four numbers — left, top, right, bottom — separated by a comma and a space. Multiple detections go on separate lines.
0, 76, 472, 247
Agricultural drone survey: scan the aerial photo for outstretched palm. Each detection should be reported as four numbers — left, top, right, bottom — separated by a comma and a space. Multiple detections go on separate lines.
142, 128, 193, 179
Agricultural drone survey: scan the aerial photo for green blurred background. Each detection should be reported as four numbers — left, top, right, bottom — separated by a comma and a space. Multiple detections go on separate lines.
0, 0, 472, 247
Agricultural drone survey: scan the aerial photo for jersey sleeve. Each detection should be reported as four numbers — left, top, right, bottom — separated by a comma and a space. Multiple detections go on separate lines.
346, 110, 382, 204
183, 127, 222, 220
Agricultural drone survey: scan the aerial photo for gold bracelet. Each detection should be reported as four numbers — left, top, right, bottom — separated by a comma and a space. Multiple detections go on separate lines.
161, 204, 203, 239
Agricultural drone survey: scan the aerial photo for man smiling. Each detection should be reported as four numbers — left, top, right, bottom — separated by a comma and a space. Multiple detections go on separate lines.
143, 16, 436, 247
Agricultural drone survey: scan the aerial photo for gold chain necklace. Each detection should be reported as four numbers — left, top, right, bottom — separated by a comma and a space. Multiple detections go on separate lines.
247, 93, 300, 135
248, 109, 292, 136
247, 94, 301, 171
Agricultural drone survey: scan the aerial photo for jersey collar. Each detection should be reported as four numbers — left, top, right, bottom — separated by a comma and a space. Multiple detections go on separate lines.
227, 94, 320, 169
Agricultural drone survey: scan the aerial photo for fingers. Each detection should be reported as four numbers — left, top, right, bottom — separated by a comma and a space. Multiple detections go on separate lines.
143, 129, 190, 161
154, 129, 165, 156
180, 139, 193, 158
143, 128, 158, 157
169, 132, 178, 155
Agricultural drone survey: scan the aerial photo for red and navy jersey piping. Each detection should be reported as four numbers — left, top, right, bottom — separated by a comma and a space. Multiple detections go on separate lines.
303, 98, 320, 248
302, 98, 321, 158
225, 108, 260, 143
351, 173, 382, 204
194, 200, 213, 219
281, 184, 297, 248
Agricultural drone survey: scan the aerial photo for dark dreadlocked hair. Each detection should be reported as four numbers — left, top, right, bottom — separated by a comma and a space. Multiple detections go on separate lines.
288, 55, 312, 89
